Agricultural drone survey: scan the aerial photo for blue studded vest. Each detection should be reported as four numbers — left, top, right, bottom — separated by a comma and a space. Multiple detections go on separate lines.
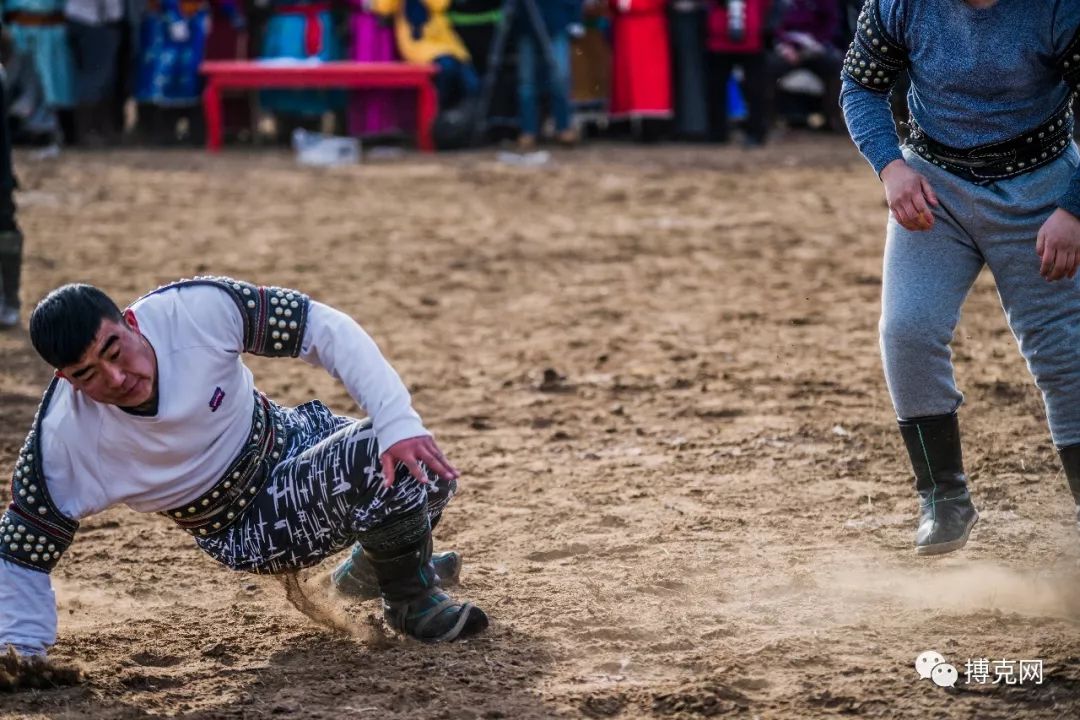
0, 380, 79, 574
842, 0, 908, 95
1057, 25, 1080, 92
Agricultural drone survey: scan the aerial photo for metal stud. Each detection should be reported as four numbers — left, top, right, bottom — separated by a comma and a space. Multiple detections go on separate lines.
224, 481, 232, 489
30, 553, 38, 562
284, 309, 292, 317
243, 288, 251, 295
271, 297, 279, 305
212, 491, 220, 499
38, 507, 47, 515
282, 333, 290, 341
199, 529, 207, 535
227, 512, 235, 519
52, 551, 60, 559
188, 506, 197, 514
247, 300, 256, 309
274, 342, 283, 350
213, 522, 221, 529
202, 499, 210, 507
238, 499, 246, 507
290, 301, 298, 309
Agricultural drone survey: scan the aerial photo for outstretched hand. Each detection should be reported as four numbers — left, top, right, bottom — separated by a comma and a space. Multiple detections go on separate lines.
1036, 208, 1080, 282
379, 436, 460, 488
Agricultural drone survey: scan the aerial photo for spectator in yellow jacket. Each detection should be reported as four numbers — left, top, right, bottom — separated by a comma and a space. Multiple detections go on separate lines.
369, 0, 479, 109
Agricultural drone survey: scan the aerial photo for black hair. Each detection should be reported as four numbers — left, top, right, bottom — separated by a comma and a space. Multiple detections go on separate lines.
29, 284, 124, 369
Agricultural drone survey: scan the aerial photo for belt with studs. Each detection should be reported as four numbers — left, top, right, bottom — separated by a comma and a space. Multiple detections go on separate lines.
906, 97, 1075, 185
163, 392, 286, 537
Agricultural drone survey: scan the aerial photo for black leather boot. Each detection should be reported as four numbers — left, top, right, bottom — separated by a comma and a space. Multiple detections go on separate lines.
0, 229, 22, 328
357, 509, 487, 643
332, 545, 462, 600
898, 413, 979, 555
1056, 444, 1080, 532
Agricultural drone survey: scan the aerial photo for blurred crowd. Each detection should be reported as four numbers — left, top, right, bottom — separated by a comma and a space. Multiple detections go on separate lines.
0, 0, 867, 149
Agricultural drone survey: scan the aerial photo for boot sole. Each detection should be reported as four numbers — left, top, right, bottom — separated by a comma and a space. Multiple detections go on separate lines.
915, 512, 979, 556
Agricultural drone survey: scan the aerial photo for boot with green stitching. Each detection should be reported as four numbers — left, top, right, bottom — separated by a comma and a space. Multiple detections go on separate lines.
1056, 444, 1080, 533
899, 413, 979, 555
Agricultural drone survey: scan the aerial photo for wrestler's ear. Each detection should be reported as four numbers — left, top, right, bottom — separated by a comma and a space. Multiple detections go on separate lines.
122, 309, 139, 332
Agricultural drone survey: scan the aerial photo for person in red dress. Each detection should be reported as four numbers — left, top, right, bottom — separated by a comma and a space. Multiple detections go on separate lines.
609, 0, 672, 131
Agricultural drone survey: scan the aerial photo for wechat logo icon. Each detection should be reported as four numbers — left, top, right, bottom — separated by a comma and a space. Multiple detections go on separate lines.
916, 650, 958, 688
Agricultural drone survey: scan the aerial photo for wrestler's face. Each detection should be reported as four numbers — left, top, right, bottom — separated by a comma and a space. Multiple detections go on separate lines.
59, 310, 157, 408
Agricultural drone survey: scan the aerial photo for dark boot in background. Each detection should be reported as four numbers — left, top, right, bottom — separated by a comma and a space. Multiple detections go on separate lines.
0, 228, 23, 328
898, 413, 979, 555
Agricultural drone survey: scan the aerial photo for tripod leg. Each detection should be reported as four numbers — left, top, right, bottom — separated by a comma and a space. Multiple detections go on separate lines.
470, 0, 520, 146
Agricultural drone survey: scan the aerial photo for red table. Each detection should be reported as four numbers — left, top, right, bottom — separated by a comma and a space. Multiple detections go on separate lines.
200, 61, 439, 153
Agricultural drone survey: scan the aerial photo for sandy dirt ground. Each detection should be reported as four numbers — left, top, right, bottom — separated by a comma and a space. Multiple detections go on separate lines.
1, 137, 1080, 719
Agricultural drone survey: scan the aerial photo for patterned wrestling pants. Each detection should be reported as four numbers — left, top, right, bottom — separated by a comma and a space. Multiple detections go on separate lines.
195, 400, 456, 574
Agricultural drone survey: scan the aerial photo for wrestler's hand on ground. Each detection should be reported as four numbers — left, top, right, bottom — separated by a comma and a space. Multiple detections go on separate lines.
1036, 208, 1080, 281
380, 436, 460, 488
880, 159, 938, 232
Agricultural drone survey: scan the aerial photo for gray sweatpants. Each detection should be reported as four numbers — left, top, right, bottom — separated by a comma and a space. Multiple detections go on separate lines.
880, 143, 1080, 448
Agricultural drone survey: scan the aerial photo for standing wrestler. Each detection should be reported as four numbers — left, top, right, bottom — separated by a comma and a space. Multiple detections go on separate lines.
0, 22, 23, 329
0, 278, 487, 659
841, 0, 1080, 554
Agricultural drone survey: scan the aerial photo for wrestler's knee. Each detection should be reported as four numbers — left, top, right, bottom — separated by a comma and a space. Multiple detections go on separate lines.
878, 307, 948, 357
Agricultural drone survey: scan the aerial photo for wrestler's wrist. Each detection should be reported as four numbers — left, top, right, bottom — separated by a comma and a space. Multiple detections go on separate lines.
879, 158, 909, 182
1055, 205, 1080, 224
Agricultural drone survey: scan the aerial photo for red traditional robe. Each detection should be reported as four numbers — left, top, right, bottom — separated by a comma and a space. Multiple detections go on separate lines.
609, 0, 672, 119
